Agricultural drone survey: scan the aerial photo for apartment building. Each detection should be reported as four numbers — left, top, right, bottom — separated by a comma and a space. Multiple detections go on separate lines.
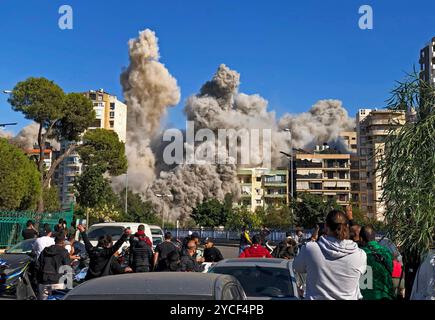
56, 89, 127, 209
237, 168, 288, 212
295, 147, 351, 209
419, 37, 435, 86
356, 108, 406, 220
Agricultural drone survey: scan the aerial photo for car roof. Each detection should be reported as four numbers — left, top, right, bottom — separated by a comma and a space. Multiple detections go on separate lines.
65, 272, 235, 297
213, 258, 292, 269
90, 223, 149, 228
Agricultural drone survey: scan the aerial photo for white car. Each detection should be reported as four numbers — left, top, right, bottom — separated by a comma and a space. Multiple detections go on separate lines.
149, 225, 164, 250
84, 222, 154, 252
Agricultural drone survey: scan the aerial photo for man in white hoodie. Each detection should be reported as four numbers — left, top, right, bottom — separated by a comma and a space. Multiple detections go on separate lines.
293, 210, 367, 300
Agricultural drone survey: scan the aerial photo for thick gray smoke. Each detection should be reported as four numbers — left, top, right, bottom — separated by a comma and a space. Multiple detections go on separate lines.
112, 29, 181, 193
5, 122, 60, 150
115, 31, 355, 223
146, 64, 355, 222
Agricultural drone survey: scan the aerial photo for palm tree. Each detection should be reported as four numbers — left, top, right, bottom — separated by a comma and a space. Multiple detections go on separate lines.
378, 70, 435, 299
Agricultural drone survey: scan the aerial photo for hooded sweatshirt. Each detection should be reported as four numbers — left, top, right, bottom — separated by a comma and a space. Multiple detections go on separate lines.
293, 236, 367, 300
36, 245, 70, 285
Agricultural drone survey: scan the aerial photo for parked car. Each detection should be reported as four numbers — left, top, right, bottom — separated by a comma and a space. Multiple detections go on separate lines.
84, 223, 153, 252
63, 272, 247, 300
0, 239, 37, 299
149, 225, 164, 250
209, 258, 300, 300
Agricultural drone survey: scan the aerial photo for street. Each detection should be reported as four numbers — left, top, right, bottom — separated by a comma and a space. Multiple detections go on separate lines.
215, 245, 239, 259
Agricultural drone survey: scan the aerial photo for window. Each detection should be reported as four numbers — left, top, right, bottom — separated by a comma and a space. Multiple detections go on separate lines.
109, 121, 114, 128
110, 102, 115, 110
256, 177, 262, 182
91, 119, 102, 128
89, 93, 96, 100
256, 200, 262, 205
97, 95, 103, 101
339, 172, 346, 179
110, 112, 115, 119
327, 172, 334, 179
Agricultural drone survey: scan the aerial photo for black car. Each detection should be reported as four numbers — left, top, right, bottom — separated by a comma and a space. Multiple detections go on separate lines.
0, 239, 37, 299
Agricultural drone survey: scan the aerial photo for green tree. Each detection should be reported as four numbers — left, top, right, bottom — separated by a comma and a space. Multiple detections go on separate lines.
293, 193, 341, 228
78, 129, 127, 176
378, 71, 435, 298
74, 165, 116, 210
8, 78, 95, 211
42, 187, 61, 212
261, 204, 294, 230
225, 206, 263, 231
0, 138, 41, 210
190, 198, 229, 227
118, 189, 161, 224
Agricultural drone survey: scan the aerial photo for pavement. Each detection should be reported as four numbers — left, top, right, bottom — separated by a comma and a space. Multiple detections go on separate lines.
215, 245, 239, 259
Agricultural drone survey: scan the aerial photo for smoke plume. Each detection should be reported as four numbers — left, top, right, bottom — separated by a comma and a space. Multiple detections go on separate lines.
113, 29, 181, 193
116, 31, 356, 223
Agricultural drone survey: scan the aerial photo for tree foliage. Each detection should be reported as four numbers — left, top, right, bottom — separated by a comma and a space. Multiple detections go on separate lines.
379, 72, 435, 258
259, 204, 293, 230
225, 206, 263, 231
293, 193, 341, 228
191, 198, 230, 227
0, 138, 41, 210
74, 165, 116, 209
8, 77, 95, 211
79, 129, 127, 176
42, 187, 61, 212
118, 189, 161, 224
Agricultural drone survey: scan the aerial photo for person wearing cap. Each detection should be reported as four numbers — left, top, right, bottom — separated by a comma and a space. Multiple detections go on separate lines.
203, 238, 224, 263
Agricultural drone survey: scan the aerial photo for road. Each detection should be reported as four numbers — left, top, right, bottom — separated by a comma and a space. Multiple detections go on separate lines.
215, 245, 239, 259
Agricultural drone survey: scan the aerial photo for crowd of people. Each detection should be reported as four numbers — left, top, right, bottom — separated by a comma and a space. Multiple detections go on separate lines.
22, 220, 226, 299
7, 211, 433, 300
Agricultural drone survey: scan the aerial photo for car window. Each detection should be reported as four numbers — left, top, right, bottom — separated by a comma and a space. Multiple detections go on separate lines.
212, 266, 294, 298
222, 284, 243, 300
87, 226, 125, 241
151, 229, 163, 235
6, 239, 35, 253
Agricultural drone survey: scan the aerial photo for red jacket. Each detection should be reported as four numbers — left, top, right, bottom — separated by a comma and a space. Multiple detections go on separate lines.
239, 244, 272, 258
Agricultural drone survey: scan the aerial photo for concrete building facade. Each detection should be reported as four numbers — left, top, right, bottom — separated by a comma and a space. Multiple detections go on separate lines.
237, 168, 288, 212
295, 149, 351, 210
56, 89, 127, 209
356, 108, 406, 220
419, 37, 435, 86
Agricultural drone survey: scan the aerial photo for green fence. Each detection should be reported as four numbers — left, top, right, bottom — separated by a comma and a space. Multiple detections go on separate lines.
0, 205, 74, 249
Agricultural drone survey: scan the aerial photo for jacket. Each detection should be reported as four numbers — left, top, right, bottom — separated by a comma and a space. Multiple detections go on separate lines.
81, 231, 128, 280
180, 250, 202, 272
129, 237, 153, 271
361, 241, 395, 300
203, 247, 224, 263
239, 244, 272, 258
36, 244, 70, 285
293, 236, 367, 300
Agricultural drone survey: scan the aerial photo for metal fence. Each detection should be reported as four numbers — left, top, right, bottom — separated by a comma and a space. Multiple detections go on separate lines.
165, 229, 313, 243
0, 206, 74, 248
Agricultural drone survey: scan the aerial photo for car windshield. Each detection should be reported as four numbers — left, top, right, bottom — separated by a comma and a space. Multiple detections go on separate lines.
87, 226, 125, 241
6, 239, 35, 254
151, 229, 162, 235
211, 266, 294, 298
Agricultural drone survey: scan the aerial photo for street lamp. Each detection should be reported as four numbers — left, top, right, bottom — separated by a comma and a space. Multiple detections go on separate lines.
124, 173, 128, 215
156, 193, 173, 229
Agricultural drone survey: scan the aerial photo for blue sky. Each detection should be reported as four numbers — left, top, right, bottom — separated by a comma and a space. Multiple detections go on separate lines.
1, 0, 434, 134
